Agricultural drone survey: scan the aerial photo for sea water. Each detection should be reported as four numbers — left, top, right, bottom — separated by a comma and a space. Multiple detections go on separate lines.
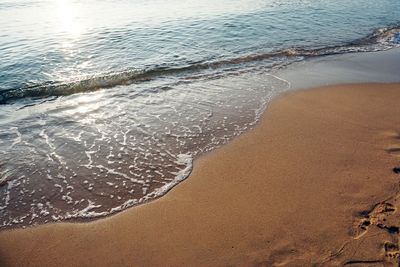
0, 0, 399, 229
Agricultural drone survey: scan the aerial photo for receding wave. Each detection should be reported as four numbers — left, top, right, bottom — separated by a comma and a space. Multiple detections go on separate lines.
1, 25, 399, 104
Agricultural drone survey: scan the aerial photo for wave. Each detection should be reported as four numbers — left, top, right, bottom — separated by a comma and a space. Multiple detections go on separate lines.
1, 25, 399, 104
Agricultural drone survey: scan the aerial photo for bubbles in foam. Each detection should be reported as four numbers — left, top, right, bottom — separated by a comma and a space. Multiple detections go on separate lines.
0, 72, 289, 230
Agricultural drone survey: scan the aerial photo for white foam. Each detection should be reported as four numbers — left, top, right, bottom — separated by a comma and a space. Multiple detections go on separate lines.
9, 127, 22, 148
0, 177, 22, 211
56, 154, 194, 220
54, 184, 63, 193
0, 71, 291, 229
39, 129, 55, 150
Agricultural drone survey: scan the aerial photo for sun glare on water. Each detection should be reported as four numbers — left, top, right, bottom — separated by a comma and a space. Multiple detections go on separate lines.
55, 0, 82, 37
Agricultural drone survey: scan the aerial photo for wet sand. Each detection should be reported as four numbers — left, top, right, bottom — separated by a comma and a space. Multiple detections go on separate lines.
1, 83, 400, 266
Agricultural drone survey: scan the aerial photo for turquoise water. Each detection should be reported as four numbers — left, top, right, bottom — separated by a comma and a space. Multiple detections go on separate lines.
0, 0, 400, 229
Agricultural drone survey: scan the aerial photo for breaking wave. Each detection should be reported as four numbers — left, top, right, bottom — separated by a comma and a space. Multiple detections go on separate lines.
1, 25, 399, 104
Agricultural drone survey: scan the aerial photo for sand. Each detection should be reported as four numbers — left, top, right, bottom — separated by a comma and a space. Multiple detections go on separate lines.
1, 83, 400, 266
276, 48, 400, 89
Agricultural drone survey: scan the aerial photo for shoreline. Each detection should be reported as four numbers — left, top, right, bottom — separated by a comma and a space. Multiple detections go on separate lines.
1, 83, 400, 266
1, 48, 399, 231
275, 48, 400, 90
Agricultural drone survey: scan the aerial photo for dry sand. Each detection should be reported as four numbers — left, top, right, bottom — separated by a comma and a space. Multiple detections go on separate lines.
1, 83, 400, 266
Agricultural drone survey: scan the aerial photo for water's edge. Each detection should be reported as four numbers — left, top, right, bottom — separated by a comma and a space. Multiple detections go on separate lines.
2, 47, 400, 232
1, 25, 399, 105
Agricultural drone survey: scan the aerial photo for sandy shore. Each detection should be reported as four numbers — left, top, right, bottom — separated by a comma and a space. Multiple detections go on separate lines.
1, 83, 400, 266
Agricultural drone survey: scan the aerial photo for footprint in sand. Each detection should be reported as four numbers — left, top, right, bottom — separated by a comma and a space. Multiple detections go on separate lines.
387, 147, 400, 157
351, 202, 400, 264
384, 241, 400, 260
347, 131, 400, 264
354, 202, 397, 239
382, 133, 400, 173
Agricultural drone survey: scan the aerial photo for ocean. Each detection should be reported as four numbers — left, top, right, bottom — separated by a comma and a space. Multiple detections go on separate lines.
0, 0, 399, 229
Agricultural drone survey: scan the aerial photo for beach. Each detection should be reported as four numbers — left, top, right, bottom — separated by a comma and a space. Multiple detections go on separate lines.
1, 1, 400, 230
1, 1, 400, 265
1, 82, 400, 266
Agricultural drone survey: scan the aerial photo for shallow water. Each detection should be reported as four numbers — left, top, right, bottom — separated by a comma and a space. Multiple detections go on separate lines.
0, 0, 400, 229
0, 72, 288, 227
